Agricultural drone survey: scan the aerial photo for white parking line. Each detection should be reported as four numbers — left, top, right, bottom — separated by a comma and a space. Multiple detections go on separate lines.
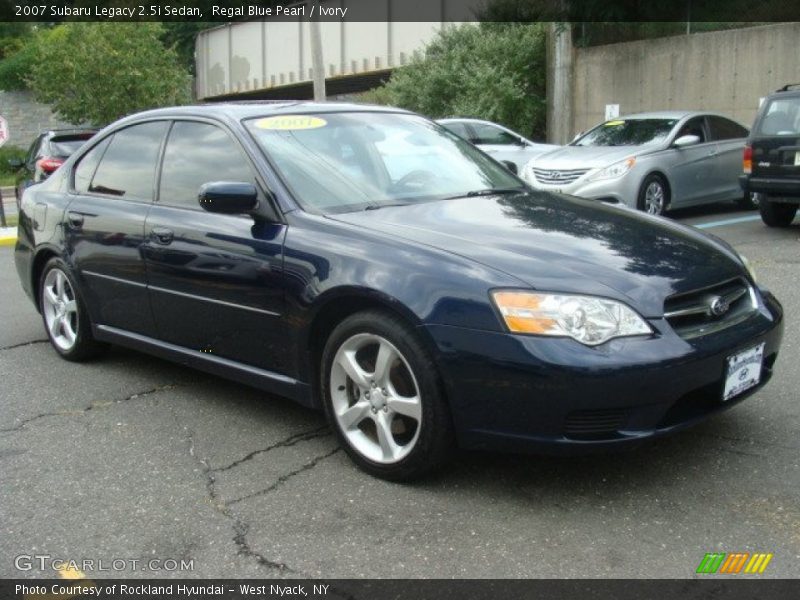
694, 215, 762, 229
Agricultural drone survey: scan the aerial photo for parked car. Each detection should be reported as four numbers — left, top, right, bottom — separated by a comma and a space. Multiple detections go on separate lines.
437, 117, 557, 173
8, 128, 97, 207
740, 84, 800, 227
521, 111, 756, 215
15, 103, 783, 480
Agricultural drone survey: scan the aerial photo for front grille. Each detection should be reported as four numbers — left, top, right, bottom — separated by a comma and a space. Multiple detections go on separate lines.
664, 278, 756, 340
532, 168, 589, 185
564, 408, 629, 439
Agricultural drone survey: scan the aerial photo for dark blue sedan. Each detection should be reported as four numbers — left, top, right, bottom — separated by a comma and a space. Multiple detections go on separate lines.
14, 103, 783, 480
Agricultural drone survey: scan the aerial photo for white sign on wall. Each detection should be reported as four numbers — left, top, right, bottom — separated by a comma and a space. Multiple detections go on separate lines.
605, 104, 620, 120
0, 116, 8, 148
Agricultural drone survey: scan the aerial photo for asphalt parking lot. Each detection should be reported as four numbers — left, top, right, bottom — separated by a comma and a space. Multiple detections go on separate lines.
1, 204, 798, 579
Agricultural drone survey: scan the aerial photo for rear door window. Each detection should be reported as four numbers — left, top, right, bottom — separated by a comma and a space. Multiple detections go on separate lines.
441, 121, 471, 140
89, 121, 168, 200
73, 137, 112, 194
708, 116, 748, 141
470, 123, 519, 145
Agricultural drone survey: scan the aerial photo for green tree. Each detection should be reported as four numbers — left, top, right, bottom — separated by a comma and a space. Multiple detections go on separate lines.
361, 23, 547, 140
28, 23, 191, 126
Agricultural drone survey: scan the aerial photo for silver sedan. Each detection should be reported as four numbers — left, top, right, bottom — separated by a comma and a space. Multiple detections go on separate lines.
521, 111, 757, 215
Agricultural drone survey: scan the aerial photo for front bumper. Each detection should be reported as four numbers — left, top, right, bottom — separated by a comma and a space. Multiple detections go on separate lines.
426, 290, 783, 454
525, 173, 640, 208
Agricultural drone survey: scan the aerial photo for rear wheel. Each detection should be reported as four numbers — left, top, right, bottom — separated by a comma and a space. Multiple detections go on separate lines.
39, 258, 105, 361
759, 199, 798, 228
637, 174, 669, 216
321, 310, 454, 480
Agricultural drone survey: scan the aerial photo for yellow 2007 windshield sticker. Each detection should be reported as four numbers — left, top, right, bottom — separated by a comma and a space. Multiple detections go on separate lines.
254, 115, 327, 130
604, 120, 625, 126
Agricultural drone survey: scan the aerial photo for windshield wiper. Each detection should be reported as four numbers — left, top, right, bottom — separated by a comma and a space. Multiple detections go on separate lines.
363, 202, 412, 211
445, 187, 526, 200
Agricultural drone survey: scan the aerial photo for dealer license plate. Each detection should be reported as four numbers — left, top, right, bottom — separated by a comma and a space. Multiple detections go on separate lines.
723, 343, 765, 401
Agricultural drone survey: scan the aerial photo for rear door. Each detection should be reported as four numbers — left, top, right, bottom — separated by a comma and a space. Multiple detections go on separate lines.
707, 115, 749, 200
65, 121, 169, 336
142, 119, 287, 372
751, 94, 800, 181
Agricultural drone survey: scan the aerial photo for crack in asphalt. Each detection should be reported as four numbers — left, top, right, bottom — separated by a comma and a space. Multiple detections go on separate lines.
0, 339, 48, 351
182, 425, 340, 576
0, 383, 181, 433
225, 447, 342, 507
212, 426, 330, 473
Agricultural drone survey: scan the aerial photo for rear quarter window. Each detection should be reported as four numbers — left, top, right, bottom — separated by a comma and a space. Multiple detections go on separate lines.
756, 96, 800, 136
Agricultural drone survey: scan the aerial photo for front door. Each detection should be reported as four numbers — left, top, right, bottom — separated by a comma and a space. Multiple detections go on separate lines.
142, 120, 288, 373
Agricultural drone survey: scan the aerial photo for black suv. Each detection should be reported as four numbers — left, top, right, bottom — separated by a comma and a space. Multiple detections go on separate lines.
740, 84, 800, 227
8, 128, 96, 208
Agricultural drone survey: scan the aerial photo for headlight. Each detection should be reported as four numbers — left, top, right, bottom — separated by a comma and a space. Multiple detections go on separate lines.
739, 253, 757, 283
491, 291, 652, 346
587, 157, 636, 182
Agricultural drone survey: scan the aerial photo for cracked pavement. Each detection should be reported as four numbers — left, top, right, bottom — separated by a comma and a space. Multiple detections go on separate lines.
1, 205, 799, 579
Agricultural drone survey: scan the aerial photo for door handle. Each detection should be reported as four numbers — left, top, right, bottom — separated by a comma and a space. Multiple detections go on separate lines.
150, 227, 174, 245
66, 211, 84, 229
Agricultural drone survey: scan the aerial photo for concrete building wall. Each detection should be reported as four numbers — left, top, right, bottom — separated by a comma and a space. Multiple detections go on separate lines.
571, 23, 800, 138
0, 90, 74, 151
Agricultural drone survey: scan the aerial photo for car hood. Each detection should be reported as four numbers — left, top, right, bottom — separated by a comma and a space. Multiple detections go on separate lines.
331, 192, 744, 318
531, 144, 660, 169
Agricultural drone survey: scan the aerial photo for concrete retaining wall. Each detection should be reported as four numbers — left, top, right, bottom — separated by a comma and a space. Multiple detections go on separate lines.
0, 90, 75, 151
571, 23, 800, 137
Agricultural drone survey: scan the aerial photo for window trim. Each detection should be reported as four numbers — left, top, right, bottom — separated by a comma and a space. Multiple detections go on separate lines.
153, 116, 266, 214
69, 118, 171, 204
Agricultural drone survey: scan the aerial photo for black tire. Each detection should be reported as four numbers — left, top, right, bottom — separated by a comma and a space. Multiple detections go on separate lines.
637, 173, 670, 216
320, 310, 455, 481
736, 191, 761, 211
39, 257, 105, 361
759, 199, 798, 228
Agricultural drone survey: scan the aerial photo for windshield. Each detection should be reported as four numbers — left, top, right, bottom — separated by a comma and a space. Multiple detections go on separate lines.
244, 112, 522, 213
573, 119, 677, 147
756, 97, 800, 136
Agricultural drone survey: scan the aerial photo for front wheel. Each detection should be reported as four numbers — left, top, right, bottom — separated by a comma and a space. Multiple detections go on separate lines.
637, 174, 669, 216
759, 199, 798, 228
39, 258, 105, 361
321, 310, 454, 480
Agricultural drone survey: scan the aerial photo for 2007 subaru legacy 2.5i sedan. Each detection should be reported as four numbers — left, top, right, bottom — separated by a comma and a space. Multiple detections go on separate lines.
15, 103, 783, 480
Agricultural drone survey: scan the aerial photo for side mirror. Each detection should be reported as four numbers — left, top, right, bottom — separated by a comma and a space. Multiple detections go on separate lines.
500, 160, 518, 174
673, 134, 701, 148
198, 181, 258, 214
516, 137, 528, 147
7, 158, 22, 168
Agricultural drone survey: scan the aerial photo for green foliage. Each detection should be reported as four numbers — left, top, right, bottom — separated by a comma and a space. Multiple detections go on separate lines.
363, 24, 547, 140
28, 23, 191, 126
0, 145, 26, 180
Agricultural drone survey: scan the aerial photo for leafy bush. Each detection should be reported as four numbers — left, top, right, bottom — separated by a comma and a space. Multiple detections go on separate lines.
361, 23, 547, 140
29, 23, 191, 126
0, 145, 26, 176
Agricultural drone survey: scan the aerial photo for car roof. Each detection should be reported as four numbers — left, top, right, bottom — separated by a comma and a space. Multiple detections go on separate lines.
125, 101, 411, 122
615, 111, 703, 120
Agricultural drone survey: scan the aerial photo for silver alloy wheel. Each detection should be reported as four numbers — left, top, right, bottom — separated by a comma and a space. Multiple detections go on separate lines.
42, 268, 79, 351
645, 181, 665, 215
330, 333, 422, 464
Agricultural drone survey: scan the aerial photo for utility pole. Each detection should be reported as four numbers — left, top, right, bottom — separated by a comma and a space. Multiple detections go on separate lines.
546, 22, 574, 145
310, 19, 326, 101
